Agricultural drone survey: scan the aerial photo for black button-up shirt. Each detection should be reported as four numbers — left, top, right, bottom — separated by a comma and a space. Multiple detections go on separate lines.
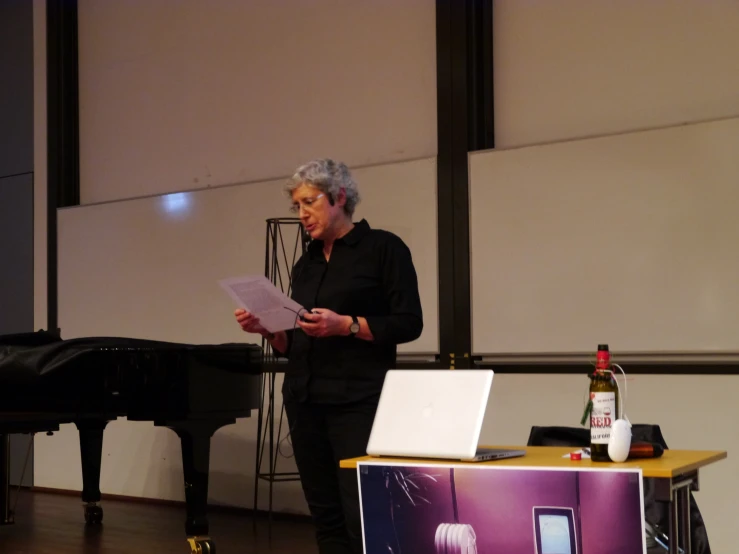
279, 219, 423, 404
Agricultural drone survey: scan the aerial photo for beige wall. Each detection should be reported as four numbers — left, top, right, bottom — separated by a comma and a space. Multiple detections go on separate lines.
493, 0, 739, 148
76, 0, 437, 204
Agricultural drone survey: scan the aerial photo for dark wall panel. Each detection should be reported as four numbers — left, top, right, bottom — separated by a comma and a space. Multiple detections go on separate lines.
0, 0, 34, 178
0, 174, 35, 488
0, 0, 35, 489
0, 176, 34, 334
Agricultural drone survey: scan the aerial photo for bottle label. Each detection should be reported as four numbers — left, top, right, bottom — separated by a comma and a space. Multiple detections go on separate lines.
590, 391, 616, 444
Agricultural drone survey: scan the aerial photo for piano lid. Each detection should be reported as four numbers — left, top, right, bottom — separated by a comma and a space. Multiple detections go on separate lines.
0, 330, 263, 386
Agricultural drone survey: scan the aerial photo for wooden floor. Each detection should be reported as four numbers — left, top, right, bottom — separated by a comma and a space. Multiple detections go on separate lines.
0, 489, 317, 554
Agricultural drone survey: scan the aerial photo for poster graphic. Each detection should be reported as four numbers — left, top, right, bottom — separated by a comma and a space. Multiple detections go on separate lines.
357, 463, 645, 554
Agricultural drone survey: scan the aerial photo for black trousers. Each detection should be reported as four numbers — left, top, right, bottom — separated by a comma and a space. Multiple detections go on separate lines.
284, 398, 378, 554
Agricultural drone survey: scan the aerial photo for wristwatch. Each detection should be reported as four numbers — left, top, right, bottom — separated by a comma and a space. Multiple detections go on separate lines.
349, 316, 360, 337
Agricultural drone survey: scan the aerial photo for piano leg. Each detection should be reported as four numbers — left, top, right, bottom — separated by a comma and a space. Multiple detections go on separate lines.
1, 434, 12, 525
75, 419, 109, 525
167, 419, 232, 554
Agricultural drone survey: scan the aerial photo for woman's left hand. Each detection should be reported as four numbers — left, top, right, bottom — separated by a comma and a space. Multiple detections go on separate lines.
298, 308, 350, 338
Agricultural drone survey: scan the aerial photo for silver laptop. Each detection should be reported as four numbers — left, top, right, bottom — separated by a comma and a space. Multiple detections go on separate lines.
366, 369, 525, 462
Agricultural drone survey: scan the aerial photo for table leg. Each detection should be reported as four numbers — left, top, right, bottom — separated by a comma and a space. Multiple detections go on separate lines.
668, 494, 679, 554
656, 472, 698, 554
679, 486, 692, 554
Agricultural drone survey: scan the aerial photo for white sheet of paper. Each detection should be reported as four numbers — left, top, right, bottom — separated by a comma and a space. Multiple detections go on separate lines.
219, 275, 305, 332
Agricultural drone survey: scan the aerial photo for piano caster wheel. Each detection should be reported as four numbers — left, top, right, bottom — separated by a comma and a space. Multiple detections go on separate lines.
187, 536, 216, 554
84, 504, 103, 525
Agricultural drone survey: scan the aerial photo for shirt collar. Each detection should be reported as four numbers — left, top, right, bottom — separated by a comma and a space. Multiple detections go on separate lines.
341, 218, 370, 246
308, 219, 370, 254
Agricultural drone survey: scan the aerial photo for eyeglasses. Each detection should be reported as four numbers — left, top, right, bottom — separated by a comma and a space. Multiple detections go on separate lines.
290, 193, 325, 214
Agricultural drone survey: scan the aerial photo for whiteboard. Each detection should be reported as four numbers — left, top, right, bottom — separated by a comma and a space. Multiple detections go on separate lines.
469, 117, 739, 357
58, 157, 438, 354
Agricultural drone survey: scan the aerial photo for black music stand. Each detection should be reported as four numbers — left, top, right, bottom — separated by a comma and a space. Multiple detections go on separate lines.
253, 217, 309, 528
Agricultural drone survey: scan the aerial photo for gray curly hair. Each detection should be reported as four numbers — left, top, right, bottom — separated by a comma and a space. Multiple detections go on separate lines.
285, 159, 361, 216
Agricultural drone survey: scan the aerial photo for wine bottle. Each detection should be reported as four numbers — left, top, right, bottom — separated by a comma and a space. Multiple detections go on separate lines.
589, 344, 619, 462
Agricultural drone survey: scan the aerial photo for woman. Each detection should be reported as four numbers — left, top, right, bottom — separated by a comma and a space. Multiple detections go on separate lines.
235, 158, 423, 554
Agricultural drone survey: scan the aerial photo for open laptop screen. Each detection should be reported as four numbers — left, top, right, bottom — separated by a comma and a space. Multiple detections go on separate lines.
533, 506, 577, 554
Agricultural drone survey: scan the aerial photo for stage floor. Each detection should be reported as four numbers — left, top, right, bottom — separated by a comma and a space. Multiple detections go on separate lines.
0, 489, 316, 554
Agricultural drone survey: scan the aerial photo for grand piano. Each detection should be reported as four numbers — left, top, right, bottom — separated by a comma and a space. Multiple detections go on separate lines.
0, 328, 263, 554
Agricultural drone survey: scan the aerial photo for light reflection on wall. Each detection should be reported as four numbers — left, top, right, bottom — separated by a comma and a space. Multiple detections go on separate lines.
160, 192, 192, 217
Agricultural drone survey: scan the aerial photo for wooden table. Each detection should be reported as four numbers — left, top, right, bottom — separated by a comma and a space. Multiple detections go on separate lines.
341, 446, 727, 554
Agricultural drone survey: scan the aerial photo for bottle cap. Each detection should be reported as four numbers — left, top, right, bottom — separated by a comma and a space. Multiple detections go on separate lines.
595, 344, 611, 371
570, 451, 582, 461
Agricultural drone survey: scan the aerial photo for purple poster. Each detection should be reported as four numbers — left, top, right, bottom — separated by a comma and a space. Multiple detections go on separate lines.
357, 463, 645, 554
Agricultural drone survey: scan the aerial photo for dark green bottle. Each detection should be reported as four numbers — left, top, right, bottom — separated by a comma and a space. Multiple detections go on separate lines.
589, 344, 619, 462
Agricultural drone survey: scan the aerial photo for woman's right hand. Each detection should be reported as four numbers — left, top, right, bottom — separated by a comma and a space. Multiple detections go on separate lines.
235, 308, 268, 336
